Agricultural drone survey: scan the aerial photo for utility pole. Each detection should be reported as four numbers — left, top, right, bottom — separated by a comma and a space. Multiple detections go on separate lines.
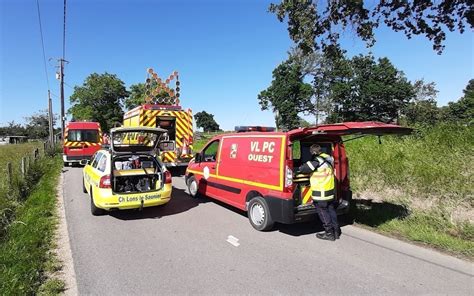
59, 58, 65, 142
48, 90, 54, 145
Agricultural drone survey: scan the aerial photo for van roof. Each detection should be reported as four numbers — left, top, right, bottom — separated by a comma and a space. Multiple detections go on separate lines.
66, 121, 101, 129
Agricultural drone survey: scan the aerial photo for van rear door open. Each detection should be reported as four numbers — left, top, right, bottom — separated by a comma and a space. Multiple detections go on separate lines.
288, 121, 412, 138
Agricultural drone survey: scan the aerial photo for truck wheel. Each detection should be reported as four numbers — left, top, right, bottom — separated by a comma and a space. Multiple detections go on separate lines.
187, 176, 200, 198
82, 177, 87, 193
90, 188, 105, 216
248, 196, 274, 231
63, 162, 69, 167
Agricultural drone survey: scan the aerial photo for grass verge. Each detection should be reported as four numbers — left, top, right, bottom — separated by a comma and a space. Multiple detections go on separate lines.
0, 156, 64, 295
346, 124, 473, 259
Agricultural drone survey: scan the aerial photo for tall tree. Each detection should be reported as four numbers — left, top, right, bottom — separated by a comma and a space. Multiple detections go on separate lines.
194, 111, 220, 132
69, 73, 129, 132
440, 79, 474, 124
270, 1, 472, 56
403, 80, 440, 125
258, 58, 313, 130
124, 82, 171, 110
328, 55, 414, 123
24, 109, 56, 139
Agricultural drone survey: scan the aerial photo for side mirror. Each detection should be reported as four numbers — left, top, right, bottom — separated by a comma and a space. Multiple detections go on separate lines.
194, 152, 202, 163
80, 159, 90, 166
159, 141, 175, 152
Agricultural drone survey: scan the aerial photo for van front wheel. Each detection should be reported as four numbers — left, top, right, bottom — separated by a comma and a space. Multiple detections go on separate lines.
248, 196, 274, 231
187, 176, 200, 198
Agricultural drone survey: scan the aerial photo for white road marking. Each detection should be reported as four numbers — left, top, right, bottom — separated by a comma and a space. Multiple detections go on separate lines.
226, 235, 240, 247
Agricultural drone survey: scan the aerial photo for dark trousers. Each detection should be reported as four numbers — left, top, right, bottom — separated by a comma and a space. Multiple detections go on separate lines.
314, 199, 339, 234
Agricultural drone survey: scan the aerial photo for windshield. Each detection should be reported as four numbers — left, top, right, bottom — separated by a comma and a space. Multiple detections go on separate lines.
112, 131, 160, 153
67, 130, 99, 142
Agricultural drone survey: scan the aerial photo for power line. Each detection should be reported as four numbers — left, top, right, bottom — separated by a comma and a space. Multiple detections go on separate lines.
62, 0, 67, 60
36, 0, 50, 91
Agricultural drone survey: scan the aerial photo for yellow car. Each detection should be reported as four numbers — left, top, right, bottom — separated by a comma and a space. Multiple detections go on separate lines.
82, 127, 174, 215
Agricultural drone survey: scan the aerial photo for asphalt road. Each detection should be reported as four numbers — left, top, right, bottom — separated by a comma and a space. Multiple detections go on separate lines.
62, 167, 473, 295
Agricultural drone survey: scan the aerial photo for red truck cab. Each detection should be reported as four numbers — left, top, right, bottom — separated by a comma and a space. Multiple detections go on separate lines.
63, 121, 102, 166
185, 121, 411, 231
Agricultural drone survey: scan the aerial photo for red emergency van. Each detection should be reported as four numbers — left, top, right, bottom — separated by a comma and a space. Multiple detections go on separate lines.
185, 121, 411, 230
63, 121, 102, 166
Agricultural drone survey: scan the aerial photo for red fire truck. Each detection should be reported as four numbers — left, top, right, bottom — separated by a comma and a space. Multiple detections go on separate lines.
63, 121, 102, 166
185, 121, 411, 231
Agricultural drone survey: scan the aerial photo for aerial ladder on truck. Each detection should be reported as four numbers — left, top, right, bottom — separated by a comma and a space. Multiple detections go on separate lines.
123, 68, 194, 169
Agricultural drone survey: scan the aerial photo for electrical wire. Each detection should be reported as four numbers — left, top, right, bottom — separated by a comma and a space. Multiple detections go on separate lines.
62, 0, 67, 60
36, 0, 50, 91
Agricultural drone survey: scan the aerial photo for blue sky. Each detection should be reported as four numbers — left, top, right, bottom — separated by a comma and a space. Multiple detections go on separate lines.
1, 0, 472, 130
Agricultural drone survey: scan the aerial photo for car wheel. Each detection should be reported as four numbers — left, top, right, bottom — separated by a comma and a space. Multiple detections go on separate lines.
187, 176, 200, 198
90, 187, 105, 216
82, 177, 87, 193
248, 196, 274, 231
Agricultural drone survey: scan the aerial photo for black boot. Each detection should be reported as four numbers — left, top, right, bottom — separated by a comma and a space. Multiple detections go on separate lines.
334, 227, 341, 239
316, 231, 335, 241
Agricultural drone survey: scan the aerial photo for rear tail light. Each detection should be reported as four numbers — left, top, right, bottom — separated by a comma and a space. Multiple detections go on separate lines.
164, 171, 172, 184
284, 162, 294, 192
99, 175, 111, 188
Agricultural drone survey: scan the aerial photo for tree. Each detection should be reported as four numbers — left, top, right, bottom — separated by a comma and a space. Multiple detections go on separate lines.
24, 109, 56, 139
440, 79, 474, 124
258, 58, 313, 130
290, 47, 350, 124
194, 111, 220, 132
403, 80, 440, 125
69, 73, 129, 132
124, 82, 171, 110
0, 121, 27, 137
269, 1, 472, 56
327, 55, 414, 123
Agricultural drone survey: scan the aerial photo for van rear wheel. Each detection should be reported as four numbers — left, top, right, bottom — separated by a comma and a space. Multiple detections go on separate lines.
248, 196, 274, 231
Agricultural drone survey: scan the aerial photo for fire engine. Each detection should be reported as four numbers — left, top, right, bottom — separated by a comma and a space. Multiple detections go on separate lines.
63, 121, 102, 166
123, 68, 194, 168
185, 122, 412, 231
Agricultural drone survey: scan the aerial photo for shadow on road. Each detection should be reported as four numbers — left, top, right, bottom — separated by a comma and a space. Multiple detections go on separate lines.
109, 187, 209, 221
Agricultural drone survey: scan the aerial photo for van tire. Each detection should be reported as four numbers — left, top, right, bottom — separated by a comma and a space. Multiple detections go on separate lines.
187, 176, 200, 198
90, 188, 105, 216
248, 196, 274, 231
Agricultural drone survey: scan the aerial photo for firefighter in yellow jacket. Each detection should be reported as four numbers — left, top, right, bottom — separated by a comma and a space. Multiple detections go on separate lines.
298, 144, 340, 241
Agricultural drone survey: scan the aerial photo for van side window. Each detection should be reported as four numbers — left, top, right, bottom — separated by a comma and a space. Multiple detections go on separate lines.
203, 140, 219, 162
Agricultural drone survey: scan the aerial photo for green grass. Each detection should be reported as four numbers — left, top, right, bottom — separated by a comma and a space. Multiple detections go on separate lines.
0, 156, 64, 295
346, 124, 474, 258
0, 142, 43, 237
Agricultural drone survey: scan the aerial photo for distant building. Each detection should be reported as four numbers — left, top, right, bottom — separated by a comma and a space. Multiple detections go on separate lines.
0, 136, 28, 145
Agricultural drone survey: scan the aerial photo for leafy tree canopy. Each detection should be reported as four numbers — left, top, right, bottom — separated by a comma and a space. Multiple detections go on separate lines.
328, 55, 414, 123
258, 58, 313, 130
69, 73, 129, 132
124, 82, 171, 110
270, 0, 472, 56
440, 79, 474, 124
25, 109, 56, 139
194, 111, 220, 132
402, 79, 440, 126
